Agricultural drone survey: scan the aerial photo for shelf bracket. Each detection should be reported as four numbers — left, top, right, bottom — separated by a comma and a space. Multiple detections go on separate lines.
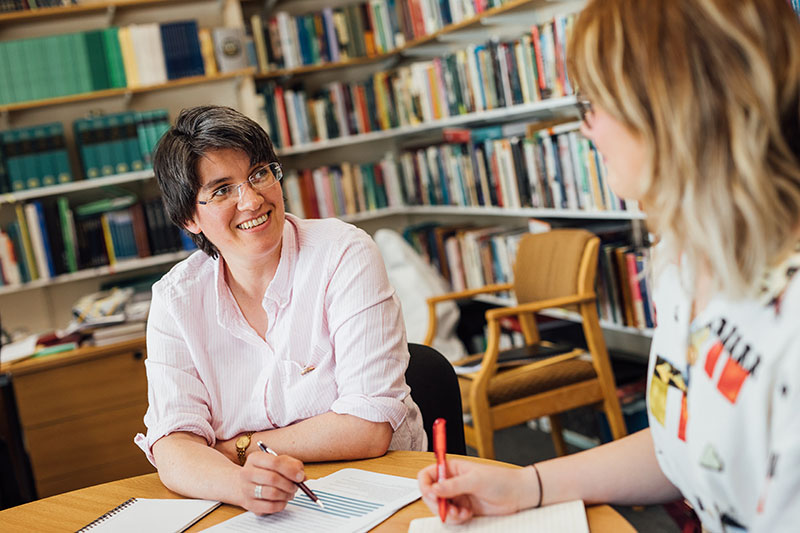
0, 110, 8, 131
105, 5, 117, 27
122, 91, 133, 109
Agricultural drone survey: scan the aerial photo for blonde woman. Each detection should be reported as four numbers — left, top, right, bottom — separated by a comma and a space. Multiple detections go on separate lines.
417, 0, 800, 530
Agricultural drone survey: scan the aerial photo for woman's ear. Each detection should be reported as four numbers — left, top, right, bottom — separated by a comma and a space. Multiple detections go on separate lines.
184, 217, 201, 235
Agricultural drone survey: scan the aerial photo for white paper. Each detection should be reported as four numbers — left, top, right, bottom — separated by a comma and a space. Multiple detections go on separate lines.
407, 500, 589, 533
201, 468, 421, 533
78, 498, 220, 533
1, 334, 38, 364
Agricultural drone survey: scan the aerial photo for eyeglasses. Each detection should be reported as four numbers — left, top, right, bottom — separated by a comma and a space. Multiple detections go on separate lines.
575, 93, 594, 125
197, 162, 283, 207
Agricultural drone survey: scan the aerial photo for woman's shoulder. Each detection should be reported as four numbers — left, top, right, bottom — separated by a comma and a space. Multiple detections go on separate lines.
289, 214, 372, 250
152, 250, 216, 301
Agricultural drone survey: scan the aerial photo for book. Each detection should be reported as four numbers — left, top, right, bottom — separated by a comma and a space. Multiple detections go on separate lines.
409, 499, 589, 532
212, 27, 248, 72
76, 498, 220, 532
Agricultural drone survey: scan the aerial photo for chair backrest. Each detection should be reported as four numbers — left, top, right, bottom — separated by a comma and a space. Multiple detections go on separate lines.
513, 229, 599, 305
0, 373, 37, 509
405, 343, 467, 455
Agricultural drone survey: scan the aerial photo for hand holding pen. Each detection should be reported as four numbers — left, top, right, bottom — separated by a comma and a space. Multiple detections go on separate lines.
257, 441, 325, 510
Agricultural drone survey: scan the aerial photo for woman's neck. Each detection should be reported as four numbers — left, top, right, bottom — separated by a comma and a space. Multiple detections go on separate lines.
223, 248, 281, 304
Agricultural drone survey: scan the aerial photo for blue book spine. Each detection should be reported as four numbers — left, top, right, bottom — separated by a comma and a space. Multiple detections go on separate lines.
33, 201, 56, 277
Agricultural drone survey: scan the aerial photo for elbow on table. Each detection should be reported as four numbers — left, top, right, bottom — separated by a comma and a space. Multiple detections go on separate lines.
361, 421, 393, 457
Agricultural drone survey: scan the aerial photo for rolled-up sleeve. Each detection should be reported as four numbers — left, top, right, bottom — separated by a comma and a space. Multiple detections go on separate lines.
324, 231, 410, 430
133, 282, 216, 466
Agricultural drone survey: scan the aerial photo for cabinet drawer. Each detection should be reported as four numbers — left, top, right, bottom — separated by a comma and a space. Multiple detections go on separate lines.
26, 401, 151, 495
14, 348, 147, 428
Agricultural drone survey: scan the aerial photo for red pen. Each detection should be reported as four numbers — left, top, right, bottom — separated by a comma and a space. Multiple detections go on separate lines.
433, 417, 448, 522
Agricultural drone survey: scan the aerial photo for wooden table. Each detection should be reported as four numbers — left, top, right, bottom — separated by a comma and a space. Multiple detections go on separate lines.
0, 451, 634, 532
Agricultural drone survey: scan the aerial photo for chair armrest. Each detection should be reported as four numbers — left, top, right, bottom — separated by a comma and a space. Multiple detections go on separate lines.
485, 293, 595, 320
424, 283, 514, 345
426, 283, 514, 305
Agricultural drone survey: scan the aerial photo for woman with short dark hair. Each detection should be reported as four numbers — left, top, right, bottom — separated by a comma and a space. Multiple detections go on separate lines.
135, 105, 425, 515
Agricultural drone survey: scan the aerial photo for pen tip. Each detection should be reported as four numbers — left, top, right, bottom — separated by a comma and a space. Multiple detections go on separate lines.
316, 500, 325, 509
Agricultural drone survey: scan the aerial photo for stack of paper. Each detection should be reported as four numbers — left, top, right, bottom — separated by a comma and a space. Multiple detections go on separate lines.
202, 468, 421, 533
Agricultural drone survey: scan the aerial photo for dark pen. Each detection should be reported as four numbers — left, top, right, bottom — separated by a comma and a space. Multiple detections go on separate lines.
256, 441, 325, 510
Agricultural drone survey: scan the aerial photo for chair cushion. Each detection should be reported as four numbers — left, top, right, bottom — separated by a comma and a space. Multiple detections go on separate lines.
460, 359, 598, 407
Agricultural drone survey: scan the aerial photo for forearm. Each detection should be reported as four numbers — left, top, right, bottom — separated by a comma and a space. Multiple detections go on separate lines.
534, 428, 682, 507
220, 413, 393, 464
152, 432, 243, 506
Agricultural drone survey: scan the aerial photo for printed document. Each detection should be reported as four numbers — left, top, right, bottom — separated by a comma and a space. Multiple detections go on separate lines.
201, 468, 420, 532
408, 500, 589, 533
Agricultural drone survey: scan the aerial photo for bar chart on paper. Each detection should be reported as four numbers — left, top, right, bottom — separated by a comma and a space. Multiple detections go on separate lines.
202, 469, 421, 532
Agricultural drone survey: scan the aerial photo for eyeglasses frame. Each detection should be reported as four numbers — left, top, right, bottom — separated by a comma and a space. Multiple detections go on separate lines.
197, 161, 283, 206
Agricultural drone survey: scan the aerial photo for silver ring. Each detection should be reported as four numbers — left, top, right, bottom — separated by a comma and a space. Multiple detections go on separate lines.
254, 484, 263, 500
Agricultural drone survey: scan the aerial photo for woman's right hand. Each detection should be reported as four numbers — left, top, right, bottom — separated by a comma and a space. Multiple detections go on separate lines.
237, 451, 306, 515
417, 459, 539, 524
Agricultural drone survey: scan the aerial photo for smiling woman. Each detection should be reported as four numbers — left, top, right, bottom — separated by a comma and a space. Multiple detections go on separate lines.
135, 106, 426, 516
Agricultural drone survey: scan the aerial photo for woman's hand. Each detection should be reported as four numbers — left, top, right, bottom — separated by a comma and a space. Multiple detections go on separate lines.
417, 459, 538, 524
237, 450, 306, 515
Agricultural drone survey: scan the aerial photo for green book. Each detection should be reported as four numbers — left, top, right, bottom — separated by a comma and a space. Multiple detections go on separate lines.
57, 197, 78, 273
75, 194, 137, 217
19, 38, 44, 102
92, 116, 115, 177
102, 27, 127, 89
55, 33, 79, 97
0, 41, 11, 104
18, 127, 41, 189
84, 30, 111, 91
48, 123, 73, 184
32, 124, 56, 187
361, 164, 377, 210
74, 119, 100, 179
2, 130, 25, 191
70, 31, 93, 94
106, 114, 129, 175
121, 112, 144, 171
6, 39, 30, 104
305, 16, 320, 64
134, 111, 152, 168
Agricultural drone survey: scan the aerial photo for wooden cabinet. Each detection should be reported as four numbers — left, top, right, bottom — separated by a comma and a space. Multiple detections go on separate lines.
2, 338, 154, 497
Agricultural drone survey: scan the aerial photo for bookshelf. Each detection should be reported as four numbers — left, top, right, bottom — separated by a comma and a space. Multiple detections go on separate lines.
0, 0, 256, 334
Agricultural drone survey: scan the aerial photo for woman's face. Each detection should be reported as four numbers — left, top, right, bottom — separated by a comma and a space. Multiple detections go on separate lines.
185, 147, 285, 266
580, 104, 647, 201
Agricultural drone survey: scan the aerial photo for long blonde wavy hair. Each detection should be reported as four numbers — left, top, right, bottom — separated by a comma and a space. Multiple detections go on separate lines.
568, 0, 800, 298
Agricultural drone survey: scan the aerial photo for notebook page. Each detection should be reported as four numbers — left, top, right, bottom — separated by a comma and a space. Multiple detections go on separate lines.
79, 498, 221, 533
201, 468, 421, 533
408, 500, 589, 533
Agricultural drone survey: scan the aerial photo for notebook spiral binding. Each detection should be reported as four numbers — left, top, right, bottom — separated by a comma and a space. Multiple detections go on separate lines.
76, 498, 137, 531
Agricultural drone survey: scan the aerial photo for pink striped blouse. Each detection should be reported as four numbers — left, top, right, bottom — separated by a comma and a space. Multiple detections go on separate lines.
134, 214, 426, 464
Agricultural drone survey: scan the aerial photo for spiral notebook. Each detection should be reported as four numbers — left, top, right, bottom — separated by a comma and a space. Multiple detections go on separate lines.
76, 497, 221, 532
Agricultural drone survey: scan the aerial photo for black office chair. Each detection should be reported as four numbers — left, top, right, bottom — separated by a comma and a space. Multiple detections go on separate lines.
405, 343, 466, 455
0, 314, 38, 509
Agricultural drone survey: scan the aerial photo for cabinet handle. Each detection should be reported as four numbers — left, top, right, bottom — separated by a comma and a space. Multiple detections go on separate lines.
133, 351, 144, 360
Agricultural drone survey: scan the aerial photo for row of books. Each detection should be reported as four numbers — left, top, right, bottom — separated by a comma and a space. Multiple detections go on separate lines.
74, 110, 170, 180
0, 109, 170, 193
596, 243, 656, 330
0, 0, 74, 13
281, 123, 635, 219
0, 20, 215, 105
258, 16, 575, 148
400, 221, 655, 330
248, 0, 516, 73
0, 123, 72, 192
0, 197, 195, 287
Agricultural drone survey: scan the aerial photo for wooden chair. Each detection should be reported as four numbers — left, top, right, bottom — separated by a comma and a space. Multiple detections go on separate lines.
424, 229, 627, 459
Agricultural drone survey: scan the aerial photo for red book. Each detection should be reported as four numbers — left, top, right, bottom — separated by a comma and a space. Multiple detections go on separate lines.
488, 144, 504, 207
530, 25, 547, 92
300, 169, 320, 218
355, 84, 371, 133
273, 85, 292, 148
408, 0, 426, 39
442, 128, 471, 143
129, 203, 151, 258
625, 251, 646, 329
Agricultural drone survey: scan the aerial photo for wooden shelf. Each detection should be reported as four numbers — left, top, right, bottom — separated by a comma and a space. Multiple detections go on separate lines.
0, 0, 212, 24
254, 0, 540, 80
0, 170, 155, 205
474, 294, 655, 337
277, 96, 578, 156
338, 205, 646, 223
0, 250, 192, 295
0, 69, 255, 114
